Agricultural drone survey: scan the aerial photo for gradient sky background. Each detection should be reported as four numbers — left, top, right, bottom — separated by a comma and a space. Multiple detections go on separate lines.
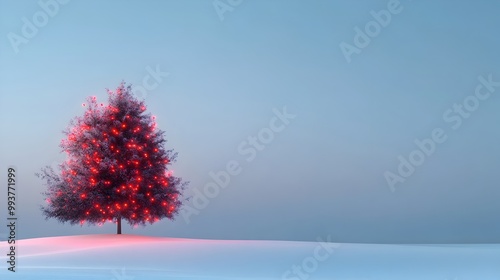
1, 0, 500, 243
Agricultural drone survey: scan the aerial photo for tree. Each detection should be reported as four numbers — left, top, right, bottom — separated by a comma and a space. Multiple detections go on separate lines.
38, 83, 186, 234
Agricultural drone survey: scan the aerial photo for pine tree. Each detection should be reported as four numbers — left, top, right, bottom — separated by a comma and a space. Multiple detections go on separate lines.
38, 83, 186, 234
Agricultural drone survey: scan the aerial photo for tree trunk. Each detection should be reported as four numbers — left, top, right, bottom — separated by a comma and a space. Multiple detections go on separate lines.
117, 217, 122, 234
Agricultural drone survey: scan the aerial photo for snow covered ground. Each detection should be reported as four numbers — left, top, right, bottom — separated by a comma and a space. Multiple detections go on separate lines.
1, 234, 499, 279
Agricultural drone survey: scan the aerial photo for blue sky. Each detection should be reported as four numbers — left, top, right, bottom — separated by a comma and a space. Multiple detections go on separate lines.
1, 0, 500, 243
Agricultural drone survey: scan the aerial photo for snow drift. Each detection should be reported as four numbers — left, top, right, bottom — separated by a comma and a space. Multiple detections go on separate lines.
1, 234, 499, 279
